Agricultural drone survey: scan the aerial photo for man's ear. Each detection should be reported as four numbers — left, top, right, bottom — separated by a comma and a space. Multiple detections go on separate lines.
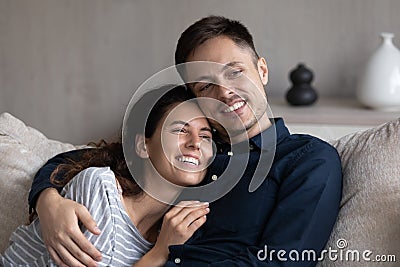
135, 134, 149, 159
257, 57, 268, 85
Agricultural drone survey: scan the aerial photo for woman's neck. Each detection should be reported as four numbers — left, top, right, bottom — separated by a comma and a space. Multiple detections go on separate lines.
121, 193, 169, 242
119, 165, 182, 242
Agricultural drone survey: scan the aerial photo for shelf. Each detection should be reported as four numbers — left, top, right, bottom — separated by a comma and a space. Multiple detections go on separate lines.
268, 97, 400, 126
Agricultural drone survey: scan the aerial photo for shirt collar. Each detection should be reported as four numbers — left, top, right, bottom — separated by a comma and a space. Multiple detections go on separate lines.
251, 118, 289, 150
215, 118, 290, 152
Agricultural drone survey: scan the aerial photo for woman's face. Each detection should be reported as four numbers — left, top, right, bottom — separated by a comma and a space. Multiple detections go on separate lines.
145, 101, 214, 186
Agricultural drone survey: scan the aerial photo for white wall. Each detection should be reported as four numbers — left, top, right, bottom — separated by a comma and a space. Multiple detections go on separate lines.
1, 0, 400, 143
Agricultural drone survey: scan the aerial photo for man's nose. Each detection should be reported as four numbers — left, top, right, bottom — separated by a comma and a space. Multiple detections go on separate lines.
215, 84, 235, 100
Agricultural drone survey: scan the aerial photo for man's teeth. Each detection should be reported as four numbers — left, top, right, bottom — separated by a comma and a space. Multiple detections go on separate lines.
178, 156, 199, 166
223, 101, 245, 113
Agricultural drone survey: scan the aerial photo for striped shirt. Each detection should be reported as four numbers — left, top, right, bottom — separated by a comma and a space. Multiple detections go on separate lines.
1, 167, 154, 266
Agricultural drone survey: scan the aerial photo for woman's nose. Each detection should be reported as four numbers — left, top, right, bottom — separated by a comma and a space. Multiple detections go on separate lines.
185, 134, 201, 150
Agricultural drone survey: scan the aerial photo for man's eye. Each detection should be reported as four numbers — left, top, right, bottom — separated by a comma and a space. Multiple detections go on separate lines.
227, 69, 243, 79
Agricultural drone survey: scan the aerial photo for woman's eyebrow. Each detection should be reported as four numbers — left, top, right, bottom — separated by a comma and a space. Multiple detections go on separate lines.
169, 120, 187, 127
200, 127, 212, 133
169, 120, 212, 133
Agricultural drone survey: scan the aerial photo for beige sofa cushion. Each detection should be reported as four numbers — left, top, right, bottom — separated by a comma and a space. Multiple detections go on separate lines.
0, 112, 82, 253
319, 118, 400, 266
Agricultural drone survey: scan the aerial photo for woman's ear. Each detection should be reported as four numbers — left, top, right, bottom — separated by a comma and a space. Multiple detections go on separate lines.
135, 134, 149, 159
257, 57, 268, 85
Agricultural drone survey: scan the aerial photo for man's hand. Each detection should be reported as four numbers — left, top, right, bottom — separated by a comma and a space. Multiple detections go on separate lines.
36, 188, 102, 267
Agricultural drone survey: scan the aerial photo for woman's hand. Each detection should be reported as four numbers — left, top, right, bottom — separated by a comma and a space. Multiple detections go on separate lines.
154, 201, 210, 259
132, 201, 209, 267
36, 188, 102, 267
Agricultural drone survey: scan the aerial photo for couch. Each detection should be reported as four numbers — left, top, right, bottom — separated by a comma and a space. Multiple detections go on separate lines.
1, 112, 399, 266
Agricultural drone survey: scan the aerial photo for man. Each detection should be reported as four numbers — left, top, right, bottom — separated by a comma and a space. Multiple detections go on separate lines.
29, 16, 342, 266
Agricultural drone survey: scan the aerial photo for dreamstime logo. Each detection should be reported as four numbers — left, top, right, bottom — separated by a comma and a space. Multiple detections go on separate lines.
336, 238, 348, 249
257, 239, 397, 263
122, 62, 277, 205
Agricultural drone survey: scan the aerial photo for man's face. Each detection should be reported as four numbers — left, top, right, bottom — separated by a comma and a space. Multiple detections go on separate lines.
184, 36, 269, 140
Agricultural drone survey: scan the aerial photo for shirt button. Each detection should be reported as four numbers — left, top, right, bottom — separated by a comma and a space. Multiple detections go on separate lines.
227, 151, 233, 156
211, 174, 218, 181
174, 258, 181, 264
249, 144, 254, 150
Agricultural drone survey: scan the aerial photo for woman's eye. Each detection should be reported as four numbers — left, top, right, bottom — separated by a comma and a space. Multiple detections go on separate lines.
200, 83, 213, 92
172, 128, 187, 134
200, 135, 212, 141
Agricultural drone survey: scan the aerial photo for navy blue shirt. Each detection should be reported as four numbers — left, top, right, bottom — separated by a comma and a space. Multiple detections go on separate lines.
28, 118, 342, 266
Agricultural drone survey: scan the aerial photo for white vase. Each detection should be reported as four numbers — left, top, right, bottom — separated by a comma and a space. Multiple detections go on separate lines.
356, 32, 400, 111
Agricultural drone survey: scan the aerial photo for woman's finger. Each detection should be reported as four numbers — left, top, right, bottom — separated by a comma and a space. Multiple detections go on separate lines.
171, 202, 209, 224
165, 201, 202, 218
187, 214, 208, 233
181, 207, 210, 228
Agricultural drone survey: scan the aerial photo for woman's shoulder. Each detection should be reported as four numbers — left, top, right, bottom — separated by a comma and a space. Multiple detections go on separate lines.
62, 167, 118, 196
77, 166, 115, 179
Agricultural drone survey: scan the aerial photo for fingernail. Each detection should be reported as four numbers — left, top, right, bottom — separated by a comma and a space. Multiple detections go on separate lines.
205, 208, 210, 212
94, 226, 101, 233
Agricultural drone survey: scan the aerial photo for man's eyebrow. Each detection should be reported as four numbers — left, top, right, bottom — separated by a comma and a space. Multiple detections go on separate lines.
169, 120, 212, 133
222, 61, 243, 71
192, 76, 213, 84
191, 61, 243, 86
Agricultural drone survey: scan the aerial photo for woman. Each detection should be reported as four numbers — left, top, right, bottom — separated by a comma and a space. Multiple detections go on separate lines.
1, 85, 214, 267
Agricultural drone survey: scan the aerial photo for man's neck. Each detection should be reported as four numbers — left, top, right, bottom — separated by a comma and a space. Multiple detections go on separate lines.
221, 114, 272, 144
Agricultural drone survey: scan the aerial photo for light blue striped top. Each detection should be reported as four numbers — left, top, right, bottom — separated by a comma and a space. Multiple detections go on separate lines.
1, 167, 154, 266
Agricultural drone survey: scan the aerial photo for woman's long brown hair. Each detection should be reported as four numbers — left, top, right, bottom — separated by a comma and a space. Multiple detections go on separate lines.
50, 141, 141, 196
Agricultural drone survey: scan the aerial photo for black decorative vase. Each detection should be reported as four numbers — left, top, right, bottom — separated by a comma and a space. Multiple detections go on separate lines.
286, 63, 318, 106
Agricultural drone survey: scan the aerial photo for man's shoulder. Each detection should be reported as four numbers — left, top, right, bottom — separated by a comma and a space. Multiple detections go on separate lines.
276, 134, 342, 185
279, 133, 340, 162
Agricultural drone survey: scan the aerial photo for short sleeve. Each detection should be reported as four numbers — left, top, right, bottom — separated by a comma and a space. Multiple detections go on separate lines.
62, 167, 120, 265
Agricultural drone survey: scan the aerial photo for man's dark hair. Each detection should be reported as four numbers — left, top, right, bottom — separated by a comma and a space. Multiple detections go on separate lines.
175, 15, 260, 66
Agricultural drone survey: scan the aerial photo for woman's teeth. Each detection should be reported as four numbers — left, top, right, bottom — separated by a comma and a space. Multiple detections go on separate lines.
178, 156, 199, 166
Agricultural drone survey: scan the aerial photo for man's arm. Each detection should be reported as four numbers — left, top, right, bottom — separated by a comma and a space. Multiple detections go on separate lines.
29, 149, 102, 267
29, 149, 91, 212
169, 141, 342, 267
